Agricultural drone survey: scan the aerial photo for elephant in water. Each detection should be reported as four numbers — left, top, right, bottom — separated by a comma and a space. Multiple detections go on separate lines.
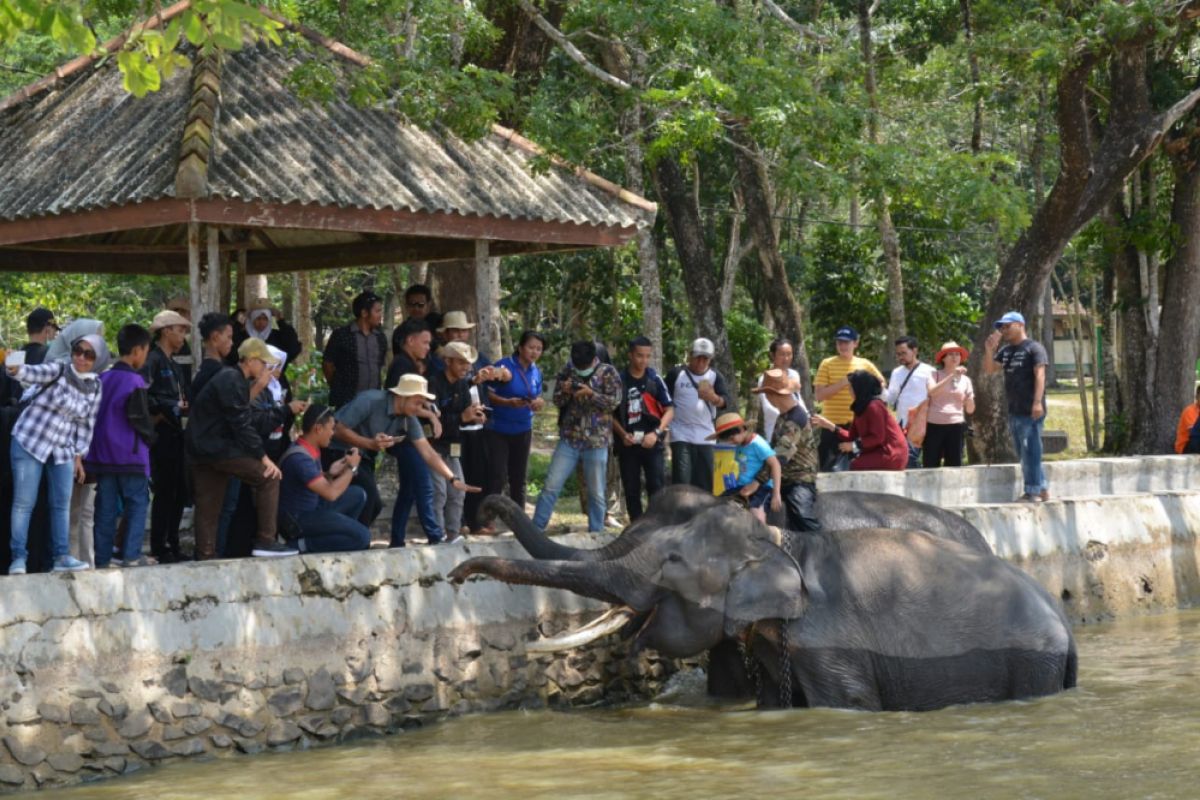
450, 496, 1076, 712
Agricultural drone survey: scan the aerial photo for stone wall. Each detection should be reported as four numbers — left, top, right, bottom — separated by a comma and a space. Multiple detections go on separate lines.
0, 538, 675, 793
2, 454, 1199, 792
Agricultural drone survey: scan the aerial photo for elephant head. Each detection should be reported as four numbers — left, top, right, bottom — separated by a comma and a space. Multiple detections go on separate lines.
449, 503, 807, 658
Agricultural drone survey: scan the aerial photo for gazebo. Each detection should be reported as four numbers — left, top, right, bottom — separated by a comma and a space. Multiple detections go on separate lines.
0, 2, 655, 354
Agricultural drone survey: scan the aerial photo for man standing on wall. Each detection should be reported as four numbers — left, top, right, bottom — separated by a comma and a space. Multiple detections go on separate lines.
983, 311, 1050, 503
613, 336, 674, 521
887, 336, 934, 468
813, 326, 884, 471
322, 291, 388, 410
666, 338, 734, 492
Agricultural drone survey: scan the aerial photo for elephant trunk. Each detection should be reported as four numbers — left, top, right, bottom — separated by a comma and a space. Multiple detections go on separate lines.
448, 556, 653, 608
479, 495, 597, 561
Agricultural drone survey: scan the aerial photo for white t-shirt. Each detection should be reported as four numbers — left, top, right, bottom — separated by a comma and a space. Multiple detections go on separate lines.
886, 362, 935, 426
757, 368, 806, 441
671, 367, 718, 444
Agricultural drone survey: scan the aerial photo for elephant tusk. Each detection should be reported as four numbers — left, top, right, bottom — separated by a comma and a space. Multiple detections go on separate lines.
526, 606, 638, 653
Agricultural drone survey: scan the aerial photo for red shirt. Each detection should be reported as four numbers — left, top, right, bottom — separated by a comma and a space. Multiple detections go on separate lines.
1176, 403, 1200, 454
835, 399, 908, 471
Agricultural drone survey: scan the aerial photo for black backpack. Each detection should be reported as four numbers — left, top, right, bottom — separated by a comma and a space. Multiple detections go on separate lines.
1186, 414, 1200, 455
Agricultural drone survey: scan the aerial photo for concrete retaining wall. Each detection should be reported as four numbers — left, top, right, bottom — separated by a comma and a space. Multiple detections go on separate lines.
0, 539, 672, 792
1, 454, 1198, 792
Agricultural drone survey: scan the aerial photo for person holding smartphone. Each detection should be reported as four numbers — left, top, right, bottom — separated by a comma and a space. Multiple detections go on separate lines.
276, 404, 371, 553
485, 331, 546, 518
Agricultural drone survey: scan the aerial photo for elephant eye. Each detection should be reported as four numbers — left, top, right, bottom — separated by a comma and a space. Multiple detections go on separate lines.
666, 552, 683, 564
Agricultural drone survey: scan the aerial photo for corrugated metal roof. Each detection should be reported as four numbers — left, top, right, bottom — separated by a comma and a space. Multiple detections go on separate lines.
0, 36, 654, 233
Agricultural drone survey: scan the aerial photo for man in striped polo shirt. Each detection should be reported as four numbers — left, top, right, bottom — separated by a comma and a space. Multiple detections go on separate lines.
813, 326, 884, 470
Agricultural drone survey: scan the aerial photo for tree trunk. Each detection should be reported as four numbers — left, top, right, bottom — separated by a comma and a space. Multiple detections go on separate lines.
651, 155, 735, 386
430, 259, 477, 321
729, 125, 812, 399
967, 39, 1200, 460
622, 104, 664, 370
1151, 140, 1200, 451
858, 0, 906, 358
295, 270, 313, 366
960, 0, 983, 153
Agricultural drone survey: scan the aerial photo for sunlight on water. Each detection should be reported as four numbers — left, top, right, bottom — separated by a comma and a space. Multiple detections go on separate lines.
43, 609, 1200, 799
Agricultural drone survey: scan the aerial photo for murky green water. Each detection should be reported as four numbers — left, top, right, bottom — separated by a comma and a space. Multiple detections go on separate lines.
44, 609, 1200, 799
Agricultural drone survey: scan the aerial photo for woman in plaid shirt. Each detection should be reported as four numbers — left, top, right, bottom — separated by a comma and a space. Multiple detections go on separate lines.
6, 333, 104, 575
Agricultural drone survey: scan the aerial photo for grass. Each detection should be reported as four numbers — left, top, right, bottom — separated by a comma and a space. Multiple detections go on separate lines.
1043, 383, 1104, 461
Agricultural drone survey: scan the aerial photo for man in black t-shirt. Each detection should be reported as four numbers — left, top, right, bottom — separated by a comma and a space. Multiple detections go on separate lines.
613, 337, 674, 521
22, 307, 58, 366
983, 311, 1050, 503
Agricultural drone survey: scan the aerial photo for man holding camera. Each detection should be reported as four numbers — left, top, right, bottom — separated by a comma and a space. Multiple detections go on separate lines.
532, 341, 622, 532
613, 336, 674, 521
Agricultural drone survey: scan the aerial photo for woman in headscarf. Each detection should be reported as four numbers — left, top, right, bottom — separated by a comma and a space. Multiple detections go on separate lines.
5, 332, 104, 574
45, 320, 111, 567
812, 369, 907, 471
229, 298, 302, 397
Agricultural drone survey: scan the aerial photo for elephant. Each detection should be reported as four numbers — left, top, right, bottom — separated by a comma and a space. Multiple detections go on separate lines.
473, 486, 994, 701
450, 500, 1076, 712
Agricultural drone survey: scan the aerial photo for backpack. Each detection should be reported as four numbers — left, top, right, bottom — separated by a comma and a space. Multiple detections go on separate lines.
1186, 414, 1200, 455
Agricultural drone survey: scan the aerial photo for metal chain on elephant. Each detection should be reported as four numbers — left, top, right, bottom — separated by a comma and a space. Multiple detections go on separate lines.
779, 622, 793, 708
777, 528, 795, 708
738, 640, 766, 706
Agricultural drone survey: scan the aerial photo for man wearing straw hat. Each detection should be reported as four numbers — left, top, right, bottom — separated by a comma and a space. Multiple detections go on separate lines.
436, 310, 511, 535
428, 341, 487, 543
753, 368, 821, 531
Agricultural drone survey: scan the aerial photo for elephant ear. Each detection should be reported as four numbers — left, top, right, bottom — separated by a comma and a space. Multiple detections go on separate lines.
722, 546, 807, 637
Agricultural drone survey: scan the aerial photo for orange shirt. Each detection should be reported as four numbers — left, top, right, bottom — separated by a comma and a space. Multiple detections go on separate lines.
1176, 403, 1200, 453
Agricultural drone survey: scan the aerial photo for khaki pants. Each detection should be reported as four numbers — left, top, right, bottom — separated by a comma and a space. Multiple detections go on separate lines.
192, 458, 279, 560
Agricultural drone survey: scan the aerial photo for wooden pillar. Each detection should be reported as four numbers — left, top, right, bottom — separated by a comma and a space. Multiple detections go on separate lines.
474, 240, 501, 362
236, 249, 249, 310
188, 221, 203, 358
219, 250, 233, 313
205, 226, 223, 315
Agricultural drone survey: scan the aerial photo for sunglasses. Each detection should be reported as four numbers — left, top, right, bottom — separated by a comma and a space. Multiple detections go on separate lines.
406, 300, 427, 308
71, 346, 96, 361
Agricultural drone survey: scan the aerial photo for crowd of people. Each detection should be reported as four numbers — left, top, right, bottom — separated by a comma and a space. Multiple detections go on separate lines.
0, 291, 1103, 575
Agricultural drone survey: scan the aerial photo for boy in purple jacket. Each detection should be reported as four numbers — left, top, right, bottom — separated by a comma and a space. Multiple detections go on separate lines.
85, 325, 156, 567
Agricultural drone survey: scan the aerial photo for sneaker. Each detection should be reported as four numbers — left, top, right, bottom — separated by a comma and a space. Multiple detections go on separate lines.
9, 558, 26, 575
604, 516, 623, 529
121, 556, 158, 568
252, 541, 299, 558
52, 555, 91, 572
1039, 489, 1051, 502
1018, 493, 1043, 504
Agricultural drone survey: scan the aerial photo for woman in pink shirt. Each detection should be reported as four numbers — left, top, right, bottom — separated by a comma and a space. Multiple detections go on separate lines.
923, 342, 975, 468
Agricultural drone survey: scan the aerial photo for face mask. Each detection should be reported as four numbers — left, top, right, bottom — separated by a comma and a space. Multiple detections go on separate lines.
574, 365, 596, 379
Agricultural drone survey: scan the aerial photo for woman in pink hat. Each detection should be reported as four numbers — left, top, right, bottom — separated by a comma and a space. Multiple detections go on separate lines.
923, 341, 975, 468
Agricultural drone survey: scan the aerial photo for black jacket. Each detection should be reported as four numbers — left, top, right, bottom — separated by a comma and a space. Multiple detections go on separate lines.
229, 321, 302, 396
142, 346, 186, 431
428, 370, 472, 451
187, 365, 266, 463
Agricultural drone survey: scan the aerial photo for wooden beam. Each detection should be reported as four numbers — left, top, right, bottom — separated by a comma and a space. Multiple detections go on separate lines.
246, 239, 571, 273
0, 199, 192, 247
190, 199, 637, 248
0, 249, 187, 273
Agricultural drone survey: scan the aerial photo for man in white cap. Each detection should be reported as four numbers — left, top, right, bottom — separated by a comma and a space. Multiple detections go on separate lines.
330, 373, 479, 546
664, 337, 735, 491
983, 310, 1050, 502
188, 338, 296, 560
142, 308, 192, 563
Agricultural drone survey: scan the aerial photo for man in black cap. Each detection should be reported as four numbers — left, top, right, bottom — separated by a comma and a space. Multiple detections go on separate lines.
813, 325, 883, 470
23, 308, 58, 366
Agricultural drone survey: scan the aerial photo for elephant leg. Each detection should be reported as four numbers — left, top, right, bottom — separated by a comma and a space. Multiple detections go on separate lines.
791, 649, 882, 711
705, 639, 755, 700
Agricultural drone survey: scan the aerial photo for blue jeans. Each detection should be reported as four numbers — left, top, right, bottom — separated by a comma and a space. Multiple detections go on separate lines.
93, 473, 150, 566
10, 440, 74, 562
392, 443, 441, 546
533, 441, 607, 532
1009, 414, 1047, 496
284, 486, 371, 553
